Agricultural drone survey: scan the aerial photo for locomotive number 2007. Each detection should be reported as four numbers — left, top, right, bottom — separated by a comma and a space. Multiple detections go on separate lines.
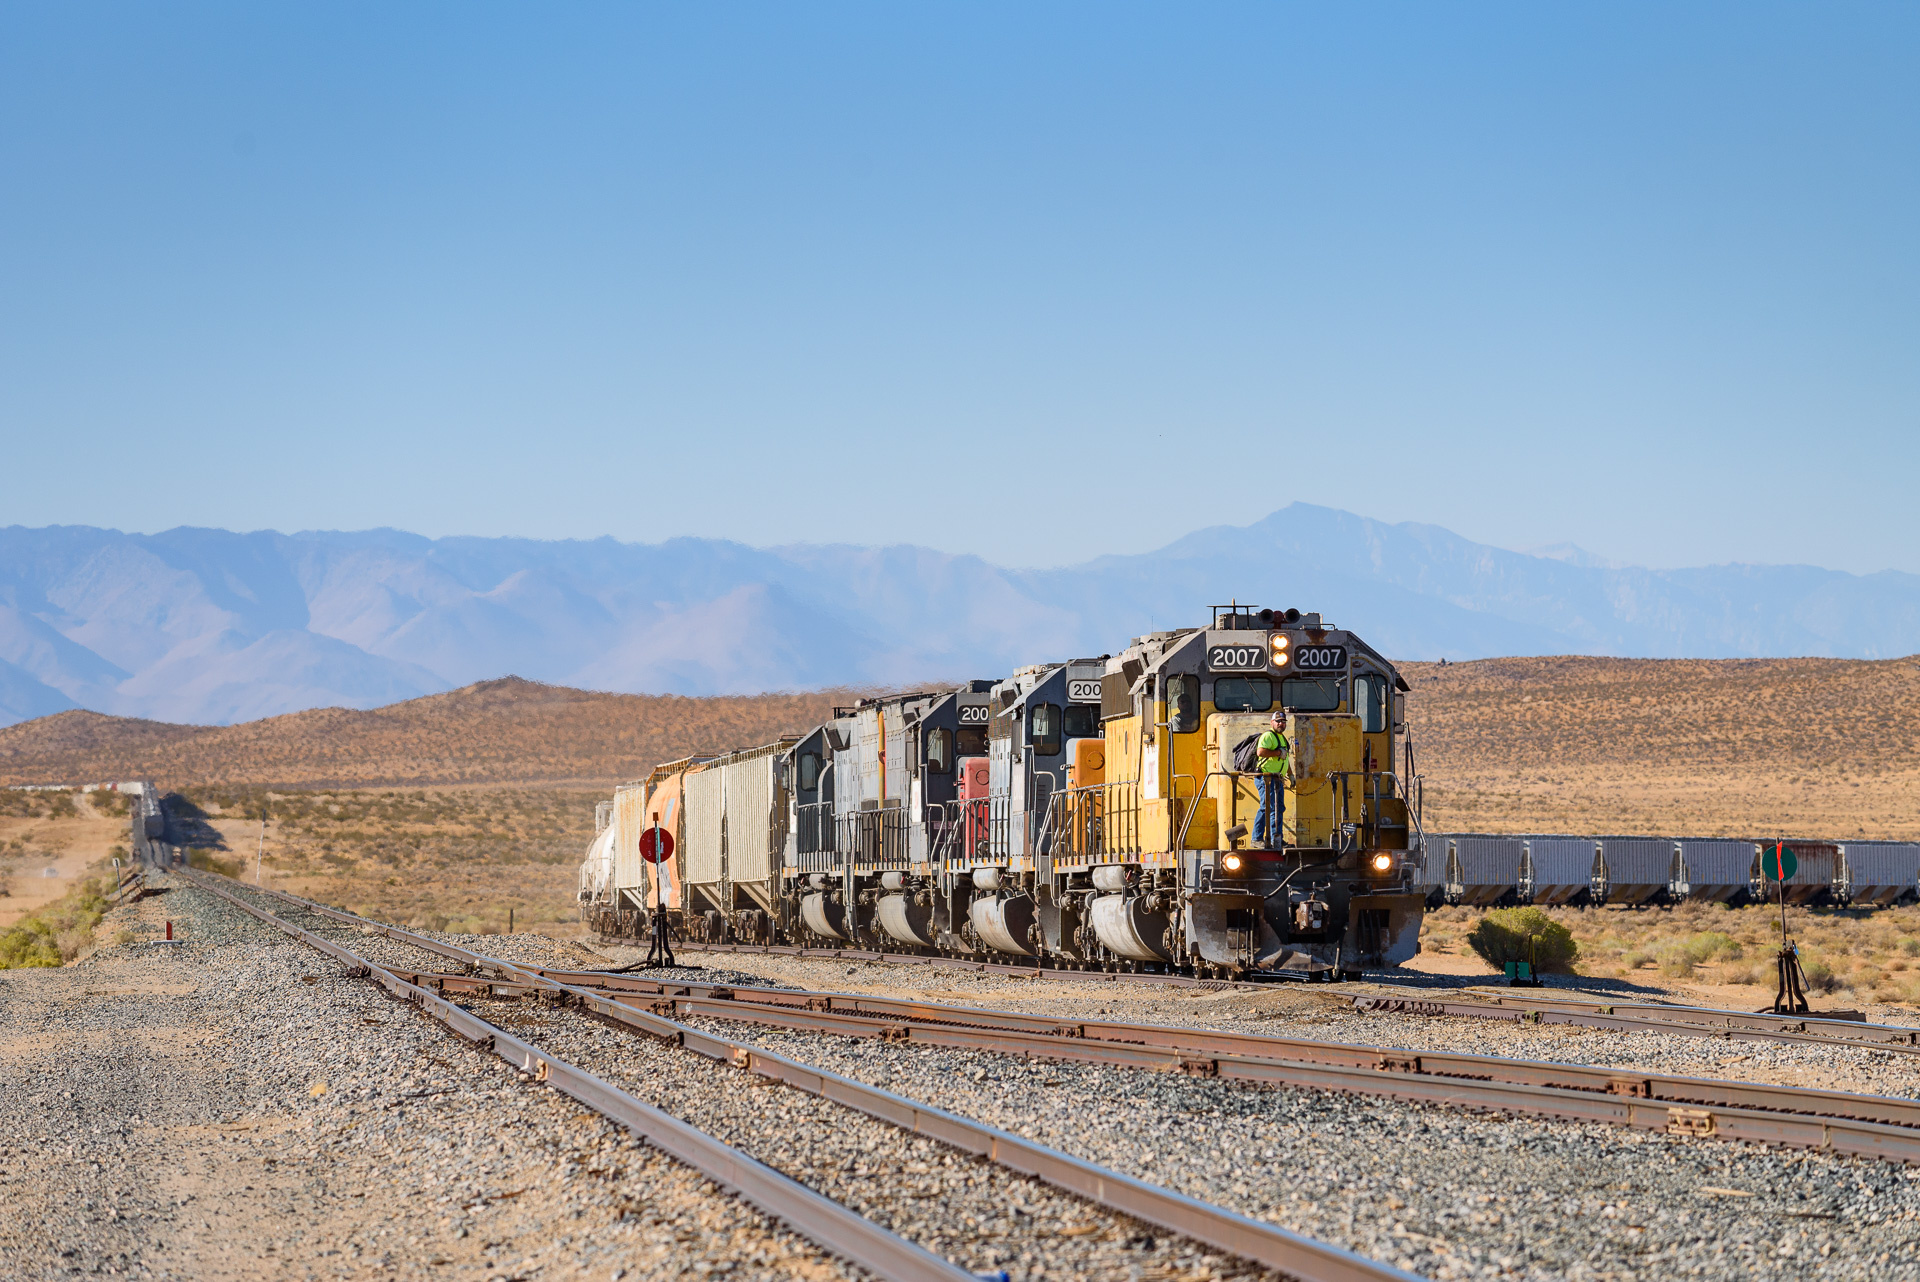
1292, 645, 1348, 672
1066, 679, 1103, 702
956, 704, 991, 725
1207, 645, 1267, 671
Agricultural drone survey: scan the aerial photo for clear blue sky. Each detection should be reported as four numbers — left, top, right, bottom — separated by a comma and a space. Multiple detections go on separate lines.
2, 4, 1915, 573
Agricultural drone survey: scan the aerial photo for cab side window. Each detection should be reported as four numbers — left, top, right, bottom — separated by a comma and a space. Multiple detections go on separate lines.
1354, 674, 1386, 733
1167, 673, 1199, 733
797, 752, 822, 793
1028, 703, 1063, 757
926, 728, 953, 774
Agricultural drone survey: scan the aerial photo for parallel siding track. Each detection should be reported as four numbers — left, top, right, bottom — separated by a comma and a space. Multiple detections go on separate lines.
669, 939, 1920, 1058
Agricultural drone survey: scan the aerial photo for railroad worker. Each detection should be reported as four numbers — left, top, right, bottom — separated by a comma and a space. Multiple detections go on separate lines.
1253, 709, 1290, 848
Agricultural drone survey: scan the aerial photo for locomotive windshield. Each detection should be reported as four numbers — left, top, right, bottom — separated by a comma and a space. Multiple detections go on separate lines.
1062, 703, 1099, 738
1214, 676, 1272, 712
926, 728, 953, 773
1281, 677, 1342, 711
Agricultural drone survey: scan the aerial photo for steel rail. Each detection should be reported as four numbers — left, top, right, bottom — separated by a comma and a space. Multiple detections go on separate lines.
382, 965, 1920, 1166
673, 940, 1262, 990
202, 872, 1422, 1282
174, 868, 978, 1282
1353, 991, 1920, 1055
669, 935, 1920, 1056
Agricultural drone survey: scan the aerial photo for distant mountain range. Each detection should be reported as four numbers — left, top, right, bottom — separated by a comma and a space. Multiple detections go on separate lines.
2, 506, 1916, 727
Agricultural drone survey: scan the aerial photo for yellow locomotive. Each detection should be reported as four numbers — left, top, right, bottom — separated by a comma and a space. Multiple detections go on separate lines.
952, 604, 1426, 978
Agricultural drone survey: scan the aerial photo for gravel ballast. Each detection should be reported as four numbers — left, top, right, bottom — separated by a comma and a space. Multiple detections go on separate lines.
637, 948, 1920, 1100
0, 873, 864, 1282
686, 1015, 1920, 1281
234, 884, 1295, 1280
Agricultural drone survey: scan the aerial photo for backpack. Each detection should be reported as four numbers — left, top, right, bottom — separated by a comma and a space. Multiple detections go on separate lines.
1231, 733, 1262, 773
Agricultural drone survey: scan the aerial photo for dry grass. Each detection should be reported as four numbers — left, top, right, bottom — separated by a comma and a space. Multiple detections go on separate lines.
175, 784, 599, 938
1425, 901, 1920, 1005
1404, 655, 1920, 839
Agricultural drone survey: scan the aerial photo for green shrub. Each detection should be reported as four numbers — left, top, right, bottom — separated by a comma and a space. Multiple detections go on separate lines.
1684, 931, 1741, 962
0, 877, 109, 968
1465, 907, 1580, 974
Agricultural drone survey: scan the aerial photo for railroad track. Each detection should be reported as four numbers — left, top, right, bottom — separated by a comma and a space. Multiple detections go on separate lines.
679, 939, 1263, 990
671, 938, 1920, 1059
221, 875, 1920, 1167
179, 869, 1418, 1282
1353, 989, 1920, 1054
387, 961, 1920, 1166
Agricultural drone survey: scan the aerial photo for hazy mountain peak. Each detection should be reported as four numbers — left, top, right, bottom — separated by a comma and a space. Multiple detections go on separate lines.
0, 511, 1915, 727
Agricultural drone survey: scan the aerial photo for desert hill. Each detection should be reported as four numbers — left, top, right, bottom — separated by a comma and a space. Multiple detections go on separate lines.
1402, 654, 1920, 839
2, 658, 1915, 839
0, 677, 846, 788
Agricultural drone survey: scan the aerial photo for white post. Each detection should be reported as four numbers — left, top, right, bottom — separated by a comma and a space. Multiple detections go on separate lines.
255, 816, 266, 885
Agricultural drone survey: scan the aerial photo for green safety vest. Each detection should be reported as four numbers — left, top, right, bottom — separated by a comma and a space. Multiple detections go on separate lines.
1257, 730, 1290, 776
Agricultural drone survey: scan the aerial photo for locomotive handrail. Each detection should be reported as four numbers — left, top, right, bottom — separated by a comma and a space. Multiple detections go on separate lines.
1174, 771, 1231, 851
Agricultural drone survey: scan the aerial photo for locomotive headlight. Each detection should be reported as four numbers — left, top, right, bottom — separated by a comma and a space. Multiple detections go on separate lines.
1269, 632, 1290, 667
1370, 852, 1394, 874
1221, 852, 1245, 873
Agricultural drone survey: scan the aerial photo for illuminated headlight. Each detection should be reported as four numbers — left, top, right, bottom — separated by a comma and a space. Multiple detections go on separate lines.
1221, 852, 1245, 873
1269, 632, 1290, 667
1370, 852, 1394, 873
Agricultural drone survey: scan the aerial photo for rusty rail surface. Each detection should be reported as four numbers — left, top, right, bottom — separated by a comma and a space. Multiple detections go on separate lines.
676, 940, 1920, 1058
175, 868, 980, 1282
379, 963, 1920, 1167
672, 940, 1261, 990
196, 872, 1423, 1282
1353, 990, 1920, 1055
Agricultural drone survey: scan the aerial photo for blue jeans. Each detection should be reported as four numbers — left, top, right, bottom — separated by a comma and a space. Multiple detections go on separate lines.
1253, 774, 1285, 847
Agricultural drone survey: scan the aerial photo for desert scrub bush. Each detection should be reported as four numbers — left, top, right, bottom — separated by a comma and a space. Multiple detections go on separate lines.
185, 848, 242, 878
0, 876, 109, 967
1466, 907, 1579, 974
1802, 959, 1839, 993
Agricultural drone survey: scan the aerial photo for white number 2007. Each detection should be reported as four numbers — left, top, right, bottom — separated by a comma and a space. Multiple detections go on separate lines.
1208, 645, 1265, 671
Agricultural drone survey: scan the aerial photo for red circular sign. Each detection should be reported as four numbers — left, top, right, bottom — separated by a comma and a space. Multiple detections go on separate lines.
639, 827, 674, 864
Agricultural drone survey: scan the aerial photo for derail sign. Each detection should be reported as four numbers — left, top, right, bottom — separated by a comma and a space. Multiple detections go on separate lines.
639, 828, 674, 864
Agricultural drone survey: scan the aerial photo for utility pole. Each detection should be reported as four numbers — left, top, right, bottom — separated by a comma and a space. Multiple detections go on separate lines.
255, 812, 267, 885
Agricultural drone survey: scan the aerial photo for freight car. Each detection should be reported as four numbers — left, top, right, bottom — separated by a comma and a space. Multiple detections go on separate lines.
583, 604, 1428, 979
